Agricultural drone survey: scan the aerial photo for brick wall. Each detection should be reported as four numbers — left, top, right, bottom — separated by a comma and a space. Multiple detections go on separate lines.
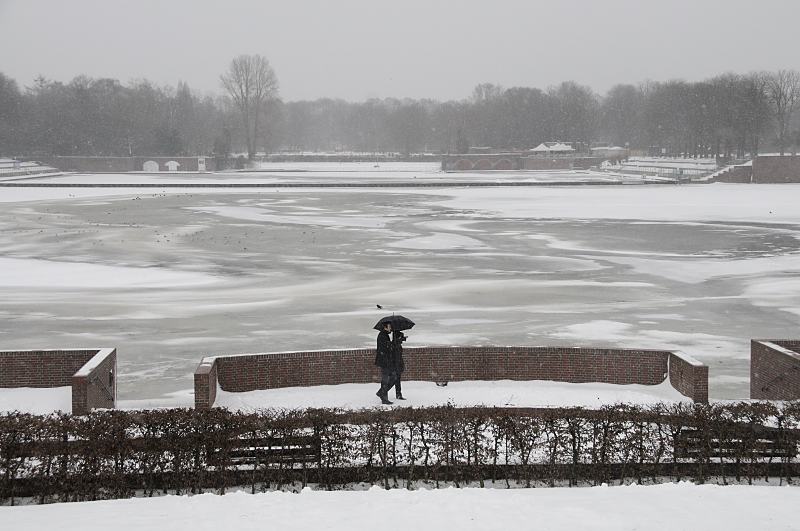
37, 156, 136, 173
714, 165, 753, 183
752, 155, 800, 183
751, 340, 800, 400
194, 358, 217, 410
37, 156, 215, 173
521, 157, 573, 170
194, 346, 710, 409
72, 349, 117, 415
440, 155, 604, 172
668, 352, 708, 403
442, 155, 523, 171
0, 350, 97, 388
134, 157, 215, 172
0, 348, 117, 414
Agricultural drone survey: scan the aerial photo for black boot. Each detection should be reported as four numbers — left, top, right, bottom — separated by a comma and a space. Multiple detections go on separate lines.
376, 389, 393, 405
395, 378, 404, 400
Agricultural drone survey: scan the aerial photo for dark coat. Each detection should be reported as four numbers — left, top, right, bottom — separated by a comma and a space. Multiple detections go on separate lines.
392, 333, 406, 373
375, 329, 393, 368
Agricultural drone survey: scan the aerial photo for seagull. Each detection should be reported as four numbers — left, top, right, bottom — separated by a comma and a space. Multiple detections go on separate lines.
376, 304, 383, 309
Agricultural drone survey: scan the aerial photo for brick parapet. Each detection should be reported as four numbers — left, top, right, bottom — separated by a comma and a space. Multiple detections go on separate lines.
0, 348, 116, 414
668, 351, 708, 403
751, 340, 800, 400
714, 165, 753, 183
195, 346, 709, 409
194, 359, 218, 410
37, 155, 215, 173
0, 350, 97, 388
752, 155, 800, 183
72, 349, 117, 415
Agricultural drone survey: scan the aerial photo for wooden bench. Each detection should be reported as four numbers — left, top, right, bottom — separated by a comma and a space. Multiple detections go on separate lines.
206, 435, 321, 468
674, 427, 797, 460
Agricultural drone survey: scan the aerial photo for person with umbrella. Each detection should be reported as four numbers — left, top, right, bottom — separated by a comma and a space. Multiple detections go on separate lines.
373, 315, 414, 405
389, 330, 407, 400
374, 321, 395, 404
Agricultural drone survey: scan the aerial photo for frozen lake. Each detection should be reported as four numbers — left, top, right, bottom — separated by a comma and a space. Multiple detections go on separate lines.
1, 167, 799, 402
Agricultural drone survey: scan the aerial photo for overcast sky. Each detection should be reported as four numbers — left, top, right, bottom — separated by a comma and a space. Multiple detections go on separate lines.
1, 0, 799, 101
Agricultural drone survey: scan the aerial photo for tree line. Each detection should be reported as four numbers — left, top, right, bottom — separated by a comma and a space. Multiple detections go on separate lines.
1, 55, 799, 159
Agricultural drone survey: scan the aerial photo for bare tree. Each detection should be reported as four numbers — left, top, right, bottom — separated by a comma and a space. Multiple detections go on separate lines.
764, 69, 800, 155
220, 55, 279, 160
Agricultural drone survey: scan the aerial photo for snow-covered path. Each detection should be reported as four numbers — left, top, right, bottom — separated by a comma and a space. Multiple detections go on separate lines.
2, 483, 798, 531
213, 379, 689, 412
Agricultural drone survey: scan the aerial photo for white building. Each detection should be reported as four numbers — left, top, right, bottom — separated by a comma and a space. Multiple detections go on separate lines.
530, 142, 575, 154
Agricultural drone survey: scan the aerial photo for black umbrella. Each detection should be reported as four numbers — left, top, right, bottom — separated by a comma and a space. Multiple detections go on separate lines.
373, 315, 415, 332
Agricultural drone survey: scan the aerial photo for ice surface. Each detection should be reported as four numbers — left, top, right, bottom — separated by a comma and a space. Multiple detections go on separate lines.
388, 232, 488, 250
1, 174, 799, 403
0, 257, 219, 288
417, 184, 800, 224
595, 254, 800, 284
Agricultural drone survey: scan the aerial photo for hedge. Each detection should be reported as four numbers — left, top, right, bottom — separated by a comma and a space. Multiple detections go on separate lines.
2, 402, 800, 505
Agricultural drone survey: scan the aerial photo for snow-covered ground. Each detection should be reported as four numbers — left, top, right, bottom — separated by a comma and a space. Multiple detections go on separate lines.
0, 169, 799, 404
214, 379, 689, 412
624, 157, 718, 171
0, 386, 71, 415
2, 483, 799, 531
8, 168, 642, 185
255, 161, 442, 172
0, 159, 61, 180
0, 379, 688, 415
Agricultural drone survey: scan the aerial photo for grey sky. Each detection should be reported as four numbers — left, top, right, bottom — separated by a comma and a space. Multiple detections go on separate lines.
1, 0, 798, 101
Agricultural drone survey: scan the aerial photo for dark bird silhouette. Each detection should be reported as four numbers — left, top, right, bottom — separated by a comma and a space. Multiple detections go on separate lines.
376, 304, 383, 309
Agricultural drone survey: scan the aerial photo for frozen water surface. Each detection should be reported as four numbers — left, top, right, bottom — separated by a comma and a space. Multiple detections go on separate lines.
1, 171, 799, 402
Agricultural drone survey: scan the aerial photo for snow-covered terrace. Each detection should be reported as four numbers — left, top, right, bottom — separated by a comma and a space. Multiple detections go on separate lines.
194, 346, 707, 412
213, 379, 691, 412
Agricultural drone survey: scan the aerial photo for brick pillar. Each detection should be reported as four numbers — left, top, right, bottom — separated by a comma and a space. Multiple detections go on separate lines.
668, 352, 709, 403
194, 359, 218, 409
71, 374, 89, 415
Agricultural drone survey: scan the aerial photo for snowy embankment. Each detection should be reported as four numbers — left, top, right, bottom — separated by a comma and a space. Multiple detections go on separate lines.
2, 483, 798, 531
13, 169, 627, 185
215, 379, 689, 412
624, 157, 718, 170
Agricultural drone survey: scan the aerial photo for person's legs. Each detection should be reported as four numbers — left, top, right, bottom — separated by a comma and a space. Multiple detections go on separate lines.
376, 368, 393, 404
394, 373, 404, 399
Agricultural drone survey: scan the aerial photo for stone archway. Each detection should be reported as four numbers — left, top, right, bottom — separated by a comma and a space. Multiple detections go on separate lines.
142, 160, 159, 172
474, 158, 493, 171
494, 158, 514, 170
454, 158, 474, 171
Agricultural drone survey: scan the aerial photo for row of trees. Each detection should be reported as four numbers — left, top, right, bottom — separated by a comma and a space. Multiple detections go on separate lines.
2, 56, 800, 159
0, 73, 232, 158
